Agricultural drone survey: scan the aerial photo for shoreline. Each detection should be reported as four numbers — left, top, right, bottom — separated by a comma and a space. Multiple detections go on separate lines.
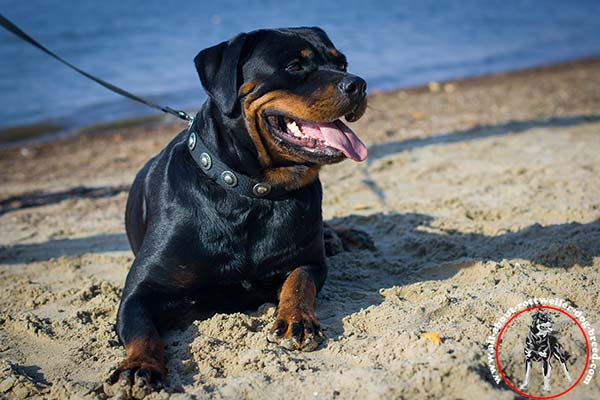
1, 55, 598, 150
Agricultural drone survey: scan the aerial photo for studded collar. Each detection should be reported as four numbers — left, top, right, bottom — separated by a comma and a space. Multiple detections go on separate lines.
186, 116, 289, 200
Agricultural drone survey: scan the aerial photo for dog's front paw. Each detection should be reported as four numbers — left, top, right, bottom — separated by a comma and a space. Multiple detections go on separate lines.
104, 358, 165, 399
267, 308, 324, 351
543, 384, 552, 392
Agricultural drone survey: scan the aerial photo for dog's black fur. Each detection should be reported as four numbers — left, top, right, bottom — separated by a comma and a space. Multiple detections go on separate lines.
519, 310, 572, 392
104, 27, 369, 396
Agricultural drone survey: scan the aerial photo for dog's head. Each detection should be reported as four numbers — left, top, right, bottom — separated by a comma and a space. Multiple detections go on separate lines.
531, 310, 554, 337
194, 27, 368, 168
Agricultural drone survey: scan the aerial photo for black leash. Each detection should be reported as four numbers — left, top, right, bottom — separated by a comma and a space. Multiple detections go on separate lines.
0, 13, 192, 122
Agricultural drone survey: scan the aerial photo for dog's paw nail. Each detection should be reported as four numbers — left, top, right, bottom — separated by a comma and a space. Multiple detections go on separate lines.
267, 332, 279, 343
302, 335, 319, 351
280, 338, 295, 350
119, 369, 132, 386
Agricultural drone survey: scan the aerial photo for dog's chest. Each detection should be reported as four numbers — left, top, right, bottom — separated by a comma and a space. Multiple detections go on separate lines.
193, 185, 323, 281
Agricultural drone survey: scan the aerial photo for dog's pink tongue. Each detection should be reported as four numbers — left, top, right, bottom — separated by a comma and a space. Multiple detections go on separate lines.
300, 120, 368, 161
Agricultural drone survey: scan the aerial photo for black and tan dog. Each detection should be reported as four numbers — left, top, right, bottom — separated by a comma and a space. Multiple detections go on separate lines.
104, 27, 370, 395
519, 310, 572, 392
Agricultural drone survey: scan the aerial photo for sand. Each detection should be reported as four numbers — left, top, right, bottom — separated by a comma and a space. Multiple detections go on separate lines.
1, 58, 599, 399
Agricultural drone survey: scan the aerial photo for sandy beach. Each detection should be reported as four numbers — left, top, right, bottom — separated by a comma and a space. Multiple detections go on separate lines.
1, 58, 599, 399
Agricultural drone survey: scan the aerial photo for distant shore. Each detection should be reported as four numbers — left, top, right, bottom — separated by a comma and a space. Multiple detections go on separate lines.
1, 56, 598, 150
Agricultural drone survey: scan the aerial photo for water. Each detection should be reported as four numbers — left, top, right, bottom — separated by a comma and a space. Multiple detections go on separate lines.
1, 0, 599, 139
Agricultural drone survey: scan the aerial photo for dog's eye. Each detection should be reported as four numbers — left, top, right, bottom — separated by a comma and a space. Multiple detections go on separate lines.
339, 63, 347, 72
285, 60, 303, 72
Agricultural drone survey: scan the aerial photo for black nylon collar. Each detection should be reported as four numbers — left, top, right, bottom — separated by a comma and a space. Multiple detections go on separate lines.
186, 116, 288, 200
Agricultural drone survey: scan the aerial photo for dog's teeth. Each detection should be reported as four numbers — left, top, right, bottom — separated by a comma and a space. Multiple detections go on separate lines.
286, 121, 304, 137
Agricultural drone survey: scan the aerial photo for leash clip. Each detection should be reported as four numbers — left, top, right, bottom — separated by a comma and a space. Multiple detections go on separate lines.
186, 113, 195, 130
178, 110, 193, 122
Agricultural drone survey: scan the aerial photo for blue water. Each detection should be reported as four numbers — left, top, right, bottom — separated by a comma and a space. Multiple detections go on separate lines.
1, 0, 599, 135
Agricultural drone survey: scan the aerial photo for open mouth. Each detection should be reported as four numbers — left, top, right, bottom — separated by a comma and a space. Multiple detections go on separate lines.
265, 114, 368, 162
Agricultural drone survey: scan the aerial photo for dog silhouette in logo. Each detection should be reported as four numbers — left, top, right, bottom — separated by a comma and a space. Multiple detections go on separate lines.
519, 310, 572, 392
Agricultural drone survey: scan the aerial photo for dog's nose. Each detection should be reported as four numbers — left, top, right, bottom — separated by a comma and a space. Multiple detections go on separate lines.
338, 75, 366, 98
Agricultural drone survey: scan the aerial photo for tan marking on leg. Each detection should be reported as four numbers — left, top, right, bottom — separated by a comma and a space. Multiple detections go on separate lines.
278, 268, 317, 312
267, 268, 323, 351
172, 265, 196, 288
121, 335, 166, 379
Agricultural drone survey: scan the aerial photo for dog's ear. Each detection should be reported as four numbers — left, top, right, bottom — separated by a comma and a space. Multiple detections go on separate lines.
194, 33, 248, 116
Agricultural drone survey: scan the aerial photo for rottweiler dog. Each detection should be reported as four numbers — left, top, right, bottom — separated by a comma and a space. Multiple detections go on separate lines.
519, 310, 572, 392
104, 27, 369, 395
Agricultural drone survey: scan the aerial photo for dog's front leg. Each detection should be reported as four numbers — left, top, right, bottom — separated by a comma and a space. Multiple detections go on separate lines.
267, 267, 324, 351
519, 360, 531, 390
542, 360, 552, 391
104, 286, 166, 398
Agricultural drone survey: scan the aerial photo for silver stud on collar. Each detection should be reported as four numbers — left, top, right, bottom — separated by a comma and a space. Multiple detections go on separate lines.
252, 183, 271, 196
199, 152, 212, 170
188, 132, 197, 151
221, 171, 238, 187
